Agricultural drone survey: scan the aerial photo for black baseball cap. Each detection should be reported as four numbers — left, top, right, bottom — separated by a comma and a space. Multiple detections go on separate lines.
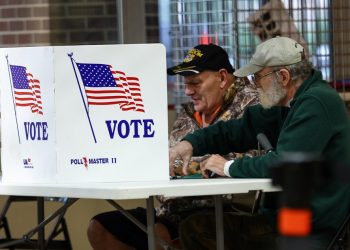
167, 44, 234, 76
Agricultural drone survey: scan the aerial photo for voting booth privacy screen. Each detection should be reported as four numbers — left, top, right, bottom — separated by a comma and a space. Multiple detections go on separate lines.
0, 44, 169, 183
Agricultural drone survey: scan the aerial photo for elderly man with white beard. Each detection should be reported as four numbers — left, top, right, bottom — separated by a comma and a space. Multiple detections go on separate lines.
169, 36, 350, 250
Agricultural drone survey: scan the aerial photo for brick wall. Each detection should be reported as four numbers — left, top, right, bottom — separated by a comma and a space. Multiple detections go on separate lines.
0, 0, 51, 46
333, 0, 350, 81
49, 0, 118, 45
0, 0, 159, 47
145, 0, 159, 43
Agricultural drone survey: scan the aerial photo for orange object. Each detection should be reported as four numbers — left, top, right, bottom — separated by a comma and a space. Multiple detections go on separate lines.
193, 105, 222, 128
278, 207, 312, 236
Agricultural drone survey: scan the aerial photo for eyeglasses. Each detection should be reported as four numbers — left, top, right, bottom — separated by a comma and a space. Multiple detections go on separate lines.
251, 70, 278, 86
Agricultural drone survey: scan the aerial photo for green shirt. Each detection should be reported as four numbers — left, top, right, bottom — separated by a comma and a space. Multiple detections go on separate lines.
184, 70, 350, 233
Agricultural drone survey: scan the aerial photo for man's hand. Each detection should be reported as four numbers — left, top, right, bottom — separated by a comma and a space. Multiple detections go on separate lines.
200, 154, 227, 178
169, 141, 193, 176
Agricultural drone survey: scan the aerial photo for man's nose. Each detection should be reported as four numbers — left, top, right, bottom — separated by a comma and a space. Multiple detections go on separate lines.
185, 85, 195, 95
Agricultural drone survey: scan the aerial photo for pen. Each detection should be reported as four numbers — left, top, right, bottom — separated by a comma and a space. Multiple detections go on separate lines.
200, 154, 211, 162
201, 155, 218, 178
209, 171, 217, 178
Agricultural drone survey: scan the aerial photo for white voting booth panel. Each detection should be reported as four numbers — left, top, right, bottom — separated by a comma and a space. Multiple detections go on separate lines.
0, 44, 169, 183
0, 47, 56, 183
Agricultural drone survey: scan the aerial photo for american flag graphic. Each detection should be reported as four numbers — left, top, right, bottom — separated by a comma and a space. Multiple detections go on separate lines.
10, 65, 43, 115
76, 63, 145, 112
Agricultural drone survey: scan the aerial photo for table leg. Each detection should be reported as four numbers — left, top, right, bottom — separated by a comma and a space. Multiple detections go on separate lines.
215, 195, 224, 250
37, 197, 45, 250
0, 198, 77, 249
146, 196, 156, 250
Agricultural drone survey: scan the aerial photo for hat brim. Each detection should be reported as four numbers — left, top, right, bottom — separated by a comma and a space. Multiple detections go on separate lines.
234, 63, 263, 77
167, 63, 201, 76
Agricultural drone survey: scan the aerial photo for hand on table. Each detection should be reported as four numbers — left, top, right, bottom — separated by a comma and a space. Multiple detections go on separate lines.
200, 154, 227, 178
169, 141, 193, 176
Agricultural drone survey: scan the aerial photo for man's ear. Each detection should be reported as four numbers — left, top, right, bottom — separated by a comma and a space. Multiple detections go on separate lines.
279, 68, 291, 87
218, 69, 229, 88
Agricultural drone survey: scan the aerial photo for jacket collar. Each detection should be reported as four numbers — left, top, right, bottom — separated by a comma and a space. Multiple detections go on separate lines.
290, 70, 324, 106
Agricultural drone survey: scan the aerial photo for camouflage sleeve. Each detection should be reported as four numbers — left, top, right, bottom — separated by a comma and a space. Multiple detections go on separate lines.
228, 83, 261, 158
235, 84, 260, 119
169, 108, 199, 148
168, 109, 188, 148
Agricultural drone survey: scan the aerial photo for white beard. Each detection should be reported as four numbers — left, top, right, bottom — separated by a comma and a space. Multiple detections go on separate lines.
258, 77, 287, 109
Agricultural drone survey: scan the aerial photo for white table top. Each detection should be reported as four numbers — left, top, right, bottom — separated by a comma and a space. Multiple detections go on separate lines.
0, 178, 280, 200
